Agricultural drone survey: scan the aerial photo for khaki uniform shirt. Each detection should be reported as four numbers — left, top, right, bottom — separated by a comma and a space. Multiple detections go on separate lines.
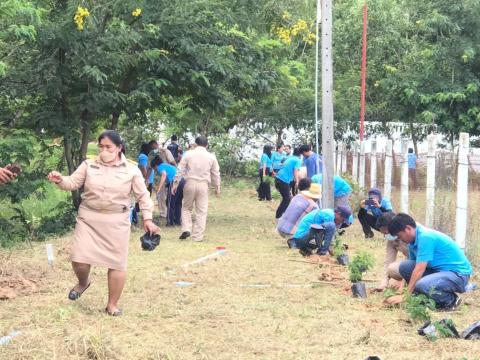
57, 155, 154, 220
382, 239, 409, 287
174, 146, 220, 186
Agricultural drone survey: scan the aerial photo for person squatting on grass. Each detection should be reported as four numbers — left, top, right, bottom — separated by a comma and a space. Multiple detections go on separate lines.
258, 144, 273, 201
311, 174, 352, 207
276, 178, 320, 240
173, 135, 221, 242
358, 187, 394, 239
47, 130, 158, 316
288, 205, 353, 257
385, 213, 472, 310
373, 212, 408, 291
274, 147, 302, 219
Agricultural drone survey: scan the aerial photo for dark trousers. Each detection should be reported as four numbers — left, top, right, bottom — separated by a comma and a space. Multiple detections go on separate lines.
258, 169, 272, 201
275, 178, 292, 219
293, 222, 337, 255
167, 178, 185, 225
399, 260, 469, 309
290, 180, 297, 196
357, 208, 379, 236
132, 183, 153, 224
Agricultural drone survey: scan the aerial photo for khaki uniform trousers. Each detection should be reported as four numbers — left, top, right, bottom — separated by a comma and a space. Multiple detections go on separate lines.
157, 185, 168, 217
182, 179, 209, 241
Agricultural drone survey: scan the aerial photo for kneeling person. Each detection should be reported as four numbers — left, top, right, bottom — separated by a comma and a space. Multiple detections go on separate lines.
358, 187, 393, 239
277, 178, 320, 240
386, 213, 472, 310
289, 205, 353, 256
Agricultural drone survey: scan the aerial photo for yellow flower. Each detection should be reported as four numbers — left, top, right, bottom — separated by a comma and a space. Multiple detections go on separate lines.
282, 11, 291, 20
132, 8, 142, 17
74, 6, 90, 31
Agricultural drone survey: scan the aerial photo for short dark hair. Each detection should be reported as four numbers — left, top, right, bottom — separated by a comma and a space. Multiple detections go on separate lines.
388, 213, 416, 235
293, 147, 302, 156
276, 143, 284, 151
149, 140, 158, 147
171, 135, 178, 141
150, 155, 163, 168
98, 130, 122, 147
139, 143, 151, 156
376, 211, 396, 229
408, 148, 413, 153
298, 177, 312, 191
299, 144, 312, 153
195, 136, 208, 147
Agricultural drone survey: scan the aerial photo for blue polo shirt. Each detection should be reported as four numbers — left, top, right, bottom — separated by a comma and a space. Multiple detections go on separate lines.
408, 225, 472, 276
138, 153, 154, 184
408, 153, 417, 169
276, 156, 302, 184
271, 151, 286, 171
311, 174, 352, 198
259, 153, 273, 170
304, 152, 322, 178
156, 163, 177, 184
367, 198, 393, 218
293, 209, 335, 239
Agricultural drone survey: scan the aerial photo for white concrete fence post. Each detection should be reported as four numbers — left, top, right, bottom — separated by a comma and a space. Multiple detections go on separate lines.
384, 139, 393, 200
333, 141, 337, 176
400, 139, 409, 213
359, 141, 366, 189
370, 139, 377, 188
352, 142, 358, 183
425, 134, 437, 227
455, 132, 469, 250
341, 144, 347, 174
336, 142, 342, 176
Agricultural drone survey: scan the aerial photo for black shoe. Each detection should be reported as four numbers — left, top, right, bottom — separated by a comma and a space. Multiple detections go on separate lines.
298, 248, 312, 257
179, 231, 191, 240
365, 232, 374, 239
287, 239, 295, 248
440, 296, 462, 312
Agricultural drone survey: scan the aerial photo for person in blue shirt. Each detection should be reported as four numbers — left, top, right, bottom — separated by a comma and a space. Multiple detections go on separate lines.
288, 205, 353, 258
358, 187, 394, 239
271, 144, 286, 174
151, 155, 183, 226
300, 144, 322, 178
311, 174, 352, 207
258, 145, 273, 201
132, 143, 153, 224
385, 213, 472, 310
408, 148, 418, 189
274, 148, 302, 218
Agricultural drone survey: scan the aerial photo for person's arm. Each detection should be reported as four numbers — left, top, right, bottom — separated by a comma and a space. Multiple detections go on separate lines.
49, 161, 88, 191
157, 172, 166, 194
211, 154, 221, 195
378, 241, 397, 290
262, 163, 267, 177
0, 167, 16, 184
406, 262, 427, 294
131, 167, 157, 233
294, 168, 300, 186
165, 149, 176, 165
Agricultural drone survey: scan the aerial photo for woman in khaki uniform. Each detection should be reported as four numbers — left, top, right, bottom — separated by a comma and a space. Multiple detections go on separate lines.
48, 130, 157, 316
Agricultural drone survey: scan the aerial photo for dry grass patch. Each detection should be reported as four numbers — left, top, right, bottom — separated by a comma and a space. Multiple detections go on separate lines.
0, 183, 479, 359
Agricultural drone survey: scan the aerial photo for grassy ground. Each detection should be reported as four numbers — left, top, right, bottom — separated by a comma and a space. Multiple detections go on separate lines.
1, 180, 479, 359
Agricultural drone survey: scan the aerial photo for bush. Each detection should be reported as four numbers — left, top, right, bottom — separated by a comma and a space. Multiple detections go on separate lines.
348, 251, 374, 283
405, 293, 436, 323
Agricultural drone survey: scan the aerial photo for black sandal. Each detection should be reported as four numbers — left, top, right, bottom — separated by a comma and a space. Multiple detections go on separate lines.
105, 308, 123, 316
68, 281, 91, 301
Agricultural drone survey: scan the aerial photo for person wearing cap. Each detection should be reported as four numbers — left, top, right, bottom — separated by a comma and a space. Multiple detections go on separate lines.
358, 187, 393, 239
288, 205, 353, 257
385, 213, 472, 310
311, 174, 352, 207
373, 212, 408, 291
274, 148, 302, 218
276, 178, 320, 240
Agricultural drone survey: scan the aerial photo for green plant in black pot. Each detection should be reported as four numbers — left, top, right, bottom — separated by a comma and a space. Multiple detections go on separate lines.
332, 238, 349, 265
348, 251, 374, 298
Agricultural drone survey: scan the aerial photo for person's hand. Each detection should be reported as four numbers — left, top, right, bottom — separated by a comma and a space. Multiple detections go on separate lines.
0, 167, 16, 184
385, 294, 404, 305
144, 219, 159, 235
372, 284, 387, 293
171, 185, 177, 195
373, 199, 381, 208
47, 171, 63, 184
360, 199, 366, 208
215, 186, 221, 196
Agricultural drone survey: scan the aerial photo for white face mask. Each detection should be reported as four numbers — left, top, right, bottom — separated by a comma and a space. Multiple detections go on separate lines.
384, 234, 397, 241
100, 150, 118, 163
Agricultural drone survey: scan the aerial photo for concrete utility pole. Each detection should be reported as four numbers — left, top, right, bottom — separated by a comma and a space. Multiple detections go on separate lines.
321, 0, 335, 208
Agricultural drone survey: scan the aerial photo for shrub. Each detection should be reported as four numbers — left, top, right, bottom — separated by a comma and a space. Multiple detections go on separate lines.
405, 293, 436, 323
348, 251, 374, 283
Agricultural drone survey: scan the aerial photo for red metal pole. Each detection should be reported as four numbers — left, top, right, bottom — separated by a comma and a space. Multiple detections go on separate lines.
360, 3, 368, 141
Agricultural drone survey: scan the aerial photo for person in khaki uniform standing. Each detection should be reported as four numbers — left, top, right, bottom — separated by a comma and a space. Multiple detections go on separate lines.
173, 136, 220, 242
47, 130, 157, 316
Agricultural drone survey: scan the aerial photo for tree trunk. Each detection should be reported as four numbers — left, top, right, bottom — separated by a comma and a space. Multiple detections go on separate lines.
276, 128, 283, 146
110, 111, 120, 130
79, 112, 91, 164
409, 119, 418, 154
63, 136, 81, 209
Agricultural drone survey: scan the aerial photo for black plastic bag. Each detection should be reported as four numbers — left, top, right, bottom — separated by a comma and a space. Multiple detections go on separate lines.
140, 232, 161, 251
351, 282, 367, 298
337, 254, 349, 265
